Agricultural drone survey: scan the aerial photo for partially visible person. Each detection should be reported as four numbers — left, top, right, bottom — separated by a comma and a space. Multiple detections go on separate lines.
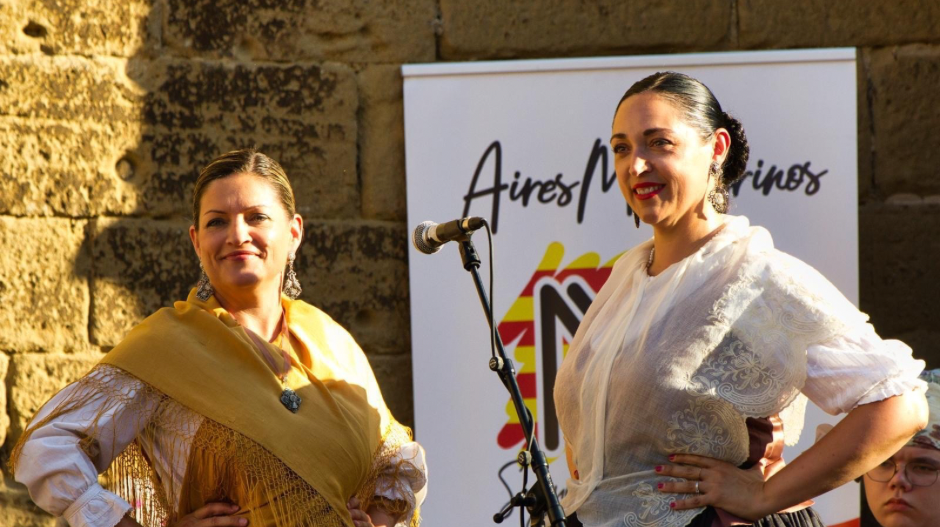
864, 370, 940, 527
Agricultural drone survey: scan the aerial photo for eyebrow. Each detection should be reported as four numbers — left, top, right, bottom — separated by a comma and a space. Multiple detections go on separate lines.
910, 457, 940, 465
609, 128, 672, 143
202, 205, 270, 216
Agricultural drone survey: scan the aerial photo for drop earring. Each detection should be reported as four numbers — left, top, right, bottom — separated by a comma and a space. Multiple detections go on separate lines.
282, 253, 302, 300
707, 162, 729, 214
196, 261, 214, 301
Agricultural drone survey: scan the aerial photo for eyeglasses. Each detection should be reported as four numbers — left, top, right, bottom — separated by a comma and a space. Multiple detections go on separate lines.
867, 459, 940, 487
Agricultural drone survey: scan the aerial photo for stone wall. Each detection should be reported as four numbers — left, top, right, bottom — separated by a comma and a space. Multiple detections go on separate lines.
1, 1, 938, 525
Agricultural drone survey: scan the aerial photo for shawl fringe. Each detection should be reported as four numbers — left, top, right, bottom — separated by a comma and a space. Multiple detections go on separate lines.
11, 364, 421, 527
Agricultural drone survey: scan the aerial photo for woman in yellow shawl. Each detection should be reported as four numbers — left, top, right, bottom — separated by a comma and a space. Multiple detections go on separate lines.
11, 149, 427, 527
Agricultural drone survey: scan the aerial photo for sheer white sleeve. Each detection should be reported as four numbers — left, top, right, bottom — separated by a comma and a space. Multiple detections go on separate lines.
14, 368, 159, 527
803, 322, 926, 415
373, 441, 428, 525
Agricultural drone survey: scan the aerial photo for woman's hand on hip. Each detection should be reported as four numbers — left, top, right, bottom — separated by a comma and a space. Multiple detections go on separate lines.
348, 497, 376, 527
171, 503, 248, 527
347, 497, 398, 527
656, 453, 774, 521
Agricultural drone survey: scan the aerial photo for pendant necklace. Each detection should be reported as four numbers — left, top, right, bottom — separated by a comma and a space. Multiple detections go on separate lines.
253, 310, 303, 413
274, 312, 302, 413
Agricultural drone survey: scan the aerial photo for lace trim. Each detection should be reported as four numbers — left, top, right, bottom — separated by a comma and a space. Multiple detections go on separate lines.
665, 393, 749, 464
624, 481, 702, 527
700, 255, 851, 443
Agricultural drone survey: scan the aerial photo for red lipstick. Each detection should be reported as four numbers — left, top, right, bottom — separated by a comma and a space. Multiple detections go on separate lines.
633, 182, 665, 201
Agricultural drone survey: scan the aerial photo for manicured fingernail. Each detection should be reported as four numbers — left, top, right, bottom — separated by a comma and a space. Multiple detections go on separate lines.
239, 519, 248, 526
654, 465, 663, 472
668, 454, 676, 461
657, 483, 664, 489
670, 502, 676, 509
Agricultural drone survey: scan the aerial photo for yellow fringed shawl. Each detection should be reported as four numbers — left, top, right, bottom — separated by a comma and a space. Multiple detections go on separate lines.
12, 290, 420, 527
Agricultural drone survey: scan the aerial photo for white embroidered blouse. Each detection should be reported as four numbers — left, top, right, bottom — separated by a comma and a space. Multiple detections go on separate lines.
553, 215, 925, 527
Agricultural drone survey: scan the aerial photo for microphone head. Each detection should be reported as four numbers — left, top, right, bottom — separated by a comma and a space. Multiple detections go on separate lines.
412, 221, 441, 254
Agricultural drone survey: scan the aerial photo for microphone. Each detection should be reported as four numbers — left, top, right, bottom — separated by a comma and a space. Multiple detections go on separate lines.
412, 217, 486, 254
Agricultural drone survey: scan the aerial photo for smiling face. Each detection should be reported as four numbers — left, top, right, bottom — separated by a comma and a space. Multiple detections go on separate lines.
189, 172, 302, 301
865, 446, 940, 527
610, 92, 727, 232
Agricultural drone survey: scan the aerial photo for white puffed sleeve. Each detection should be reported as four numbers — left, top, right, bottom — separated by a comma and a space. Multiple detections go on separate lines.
14, 369, 158, 527
374, 441, 428, 523
803, 321, 926, 415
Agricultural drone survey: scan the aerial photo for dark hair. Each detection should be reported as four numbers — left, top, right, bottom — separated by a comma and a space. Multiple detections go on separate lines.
192, 148, 296, 228
614, 72, 749, 188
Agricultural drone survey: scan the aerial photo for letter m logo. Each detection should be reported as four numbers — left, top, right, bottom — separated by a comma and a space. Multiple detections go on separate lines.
495, 243, 619, 457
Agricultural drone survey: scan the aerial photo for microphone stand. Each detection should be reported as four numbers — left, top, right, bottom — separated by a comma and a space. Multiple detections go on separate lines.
454, 235, 567, 527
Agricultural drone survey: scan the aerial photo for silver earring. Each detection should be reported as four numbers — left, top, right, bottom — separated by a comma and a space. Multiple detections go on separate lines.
709, 161, 722, 179
708, 185, 729, 214
283, 253, 302, 300
196, 261, 214, 301
708, 162, 729, 214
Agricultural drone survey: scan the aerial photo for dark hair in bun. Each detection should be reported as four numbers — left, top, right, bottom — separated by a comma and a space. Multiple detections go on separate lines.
614, 71, 750, 188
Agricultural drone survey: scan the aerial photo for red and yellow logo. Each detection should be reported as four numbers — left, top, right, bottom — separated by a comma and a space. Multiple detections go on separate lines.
496, 242, 619, 452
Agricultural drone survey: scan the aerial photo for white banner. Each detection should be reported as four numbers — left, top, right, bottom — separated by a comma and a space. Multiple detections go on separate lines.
404, 49, 858, 527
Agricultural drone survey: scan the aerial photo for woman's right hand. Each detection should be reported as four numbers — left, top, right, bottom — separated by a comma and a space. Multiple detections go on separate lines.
171, 503, 248, 527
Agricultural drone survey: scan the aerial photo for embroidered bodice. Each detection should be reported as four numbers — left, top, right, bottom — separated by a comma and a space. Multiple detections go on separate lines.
554, 215, 924, 527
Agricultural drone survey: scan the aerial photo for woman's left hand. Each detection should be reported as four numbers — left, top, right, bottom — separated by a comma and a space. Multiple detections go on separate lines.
347, 497, 396, 527
348, 498, 375, 527
656, 453, 775, 521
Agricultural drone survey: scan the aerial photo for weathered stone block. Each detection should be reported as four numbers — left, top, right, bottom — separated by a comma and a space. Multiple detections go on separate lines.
162, 0, 436, 63
0, 118, 143, 217
367, 354, 414, 429
7, 353, 100, 447
0, 55, 146, 216
439, 0, 731, 59
89, 218, 198, 347
358, 64, 406, 221
857, 50, 874, 203
0, 353, 9, 448
868, 45, 940, 197
0, 56, 358, 218
0, 0, 153, 57
0, 55, 144, 123
859, 201, 940, 366
739, 0, 940, 49
298, 220, 410, 357
124, 57, 360, 217
0, 218, 89, 352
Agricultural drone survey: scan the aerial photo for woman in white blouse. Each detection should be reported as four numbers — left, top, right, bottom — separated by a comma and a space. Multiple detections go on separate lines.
553, 72, 928, 527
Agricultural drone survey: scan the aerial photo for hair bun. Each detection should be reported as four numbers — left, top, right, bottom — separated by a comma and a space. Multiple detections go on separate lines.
721, 112, 750, 186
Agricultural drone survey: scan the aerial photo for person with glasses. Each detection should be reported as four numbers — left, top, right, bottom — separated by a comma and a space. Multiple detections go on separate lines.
864, 369, 940, 527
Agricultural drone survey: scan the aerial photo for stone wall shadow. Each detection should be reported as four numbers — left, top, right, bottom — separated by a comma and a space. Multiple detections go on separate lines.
70, 0, 413, 422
